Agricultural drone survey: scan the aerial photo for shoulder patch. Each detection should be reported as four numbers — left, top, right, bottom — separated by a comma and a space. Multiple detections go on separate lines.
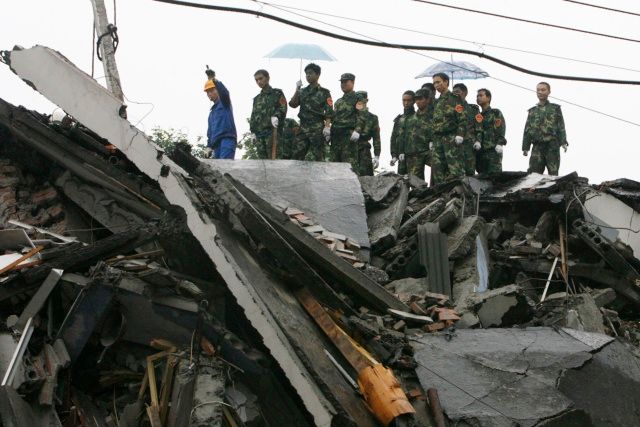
455, 104, 464, 113
279, 96, 287, 106
475, 113, 483, 123
327, 97, 333, 107
495, 118, 503, 127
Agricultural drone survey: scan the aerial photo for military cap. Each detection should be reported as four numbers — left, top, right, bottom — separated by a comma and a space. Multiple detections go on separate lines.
339, 72, 356, 81
356, 90, 368, 102
415, 88, 430, 99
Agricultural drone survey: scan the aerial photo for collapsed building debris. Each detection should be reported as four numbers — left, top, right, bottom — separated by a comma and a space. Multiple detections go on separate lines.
0, 43, 638, 427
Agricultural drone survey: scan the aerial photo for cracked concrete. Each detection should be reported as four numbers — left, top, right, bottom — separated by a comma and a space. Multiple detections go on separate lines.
410, 327, 637, 426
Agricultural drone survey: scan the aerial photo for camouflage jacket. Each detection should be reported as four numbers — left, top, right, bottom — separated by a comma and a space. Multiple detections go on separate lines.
356, 108, 381, 156
463, 102, 480, 142
403, 108, 433, 155
333, 90, 359, 130
296, 84, 333, 128
522, 102, 567, 150
390, 108, 415, 158
250, 86, 287, 133
431, 90, 466, 136
477, 107, 507, 150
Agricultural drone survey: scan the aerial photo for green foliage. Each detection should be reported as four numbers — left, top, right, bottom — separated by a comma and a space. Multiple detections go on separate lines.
150, 127, 207, 158
237, 132, 260, 160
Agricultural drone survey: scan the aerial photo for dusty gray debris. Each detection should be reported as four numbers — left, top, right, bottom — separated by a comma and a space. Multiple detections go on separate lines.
411, 327, 626, 427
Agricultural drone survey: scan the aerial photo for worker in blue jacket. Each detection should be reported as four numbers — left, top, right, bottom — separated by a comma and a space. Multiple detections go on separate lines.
204, 76, 237, 159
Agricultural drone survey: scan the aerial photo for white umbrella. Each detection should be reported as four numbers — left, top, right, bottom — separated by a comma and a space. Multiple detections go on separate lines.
264, 43, 337, 77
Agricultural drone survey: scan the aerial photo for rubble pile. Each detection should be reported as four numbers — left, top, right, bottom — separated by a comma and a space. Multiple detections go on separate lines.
0, 44, 638, 427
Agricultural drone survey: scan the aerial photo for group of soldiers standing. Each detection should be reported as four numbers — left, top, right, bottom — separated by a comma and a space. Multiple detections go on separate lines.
246, 64, 568, 184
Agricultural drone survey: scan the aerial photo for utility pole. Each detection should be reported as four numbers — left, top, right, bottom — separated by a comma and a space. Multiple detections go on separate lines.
90, 0, 124, 102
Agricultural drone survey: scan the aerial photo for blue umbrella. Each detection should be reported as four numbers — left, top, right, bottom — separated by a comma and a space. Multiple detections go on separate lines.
415, 60, 489, 83
264, 43, 337, 77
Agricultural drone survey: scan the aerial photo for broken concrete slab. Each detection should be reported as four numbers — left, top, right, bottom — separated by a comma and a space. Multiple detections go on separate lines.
446, 215, 485, 260
397, 197, 446, 239
367, 178, 409, 253
558, 339, 640, 426
5, 45, 340, 425
583, 189, 640, 259
359, 174, 402, 210
411, 327, 618, 426
209, 159, 370, 250
458, 284, 535, 328
573, 219, 640, 307
385, 277, 429, 297
0, 385, 62, 427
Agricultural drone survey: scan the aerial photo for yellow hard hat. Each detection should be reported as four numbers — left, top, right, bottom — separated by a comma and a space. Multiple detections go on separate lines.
204, 79, 216, 92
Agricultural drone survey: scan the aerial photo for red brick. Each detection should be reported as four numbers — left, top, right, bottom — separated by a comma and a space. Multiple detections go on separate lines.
31, 187, 58, 207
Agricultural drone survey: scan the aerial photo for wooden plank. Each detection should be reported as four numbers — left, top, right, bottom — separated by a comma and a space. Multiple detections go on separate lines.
0, 246, 44, 276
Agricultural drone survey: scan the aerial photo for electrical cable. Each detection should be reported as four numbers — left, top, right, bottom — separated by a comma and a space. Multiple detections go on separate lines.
151, 0, 640, 127
257, 0, 640, 127
561, 0, 640, 17
412, 0, 640, 44
269, 1, 640, 74
152, 0, 640, 86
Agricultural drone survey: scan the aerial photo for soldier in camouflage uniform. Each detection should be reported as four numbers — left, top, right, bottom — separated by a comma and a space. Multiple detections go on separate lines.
430, 73, 466, 184
389, 90, 416, 175
330, 73, 361, 171
354, 91, 381, 176
288, 63, 333, 161
280, 118, 300, 160
453, 83, 480, 176
474, 88, 506, 174
401, 88, 433, 180
249, 69, 287, 159
522, 82, 568, 175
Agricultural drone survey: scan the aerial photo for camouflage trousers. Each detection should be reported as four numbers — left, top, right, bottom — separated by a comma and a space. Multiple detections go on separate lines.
476, 149, 503, 174
462, 140, 476, 176
292, 124, 327, 161
357, 141, 373, 176
397, 158, 407, 175
528, 142, 560, 175
405, 152, 428, 180
431, 134, 465, 185
255, 129, 283, 159
330, 128, 358, 172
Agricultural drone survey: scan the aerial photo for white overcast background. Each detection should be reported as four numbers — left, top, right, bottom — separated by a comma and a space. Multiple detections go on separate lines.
1, 0, 639, 183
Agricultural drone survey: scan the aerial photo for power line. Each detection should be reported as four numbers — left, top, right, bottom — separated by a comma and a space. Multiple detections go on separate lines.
562, 0, 640, 17
152, 0, 640, 86
259, 0, 640, 128
270, 1, 640, 74
412, 0, 640, 44
151, 0, 640, 127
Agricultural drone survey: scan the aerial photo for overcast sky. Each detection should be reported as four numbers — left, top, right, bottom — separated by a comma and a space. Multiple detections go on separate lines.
2, 0, 639, 183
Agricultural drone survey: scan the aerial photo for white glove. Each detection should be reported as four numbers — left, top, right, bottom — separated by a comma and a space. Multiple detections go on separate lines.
323, 126, 331, 142
495, 144, 504, 154
454, 135, 464, 145
473, 141, 481, 151
398, 153, 405, 161
296, 80, 302, 90
390, 157, 398, 166
523, 150, 529, 156
204, 147, 213, 158
562, 144, 568, 153
271, 116, 279, 128
429, 142, 434, 151
350, 130, 360, 142
373, 156, 379, 169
